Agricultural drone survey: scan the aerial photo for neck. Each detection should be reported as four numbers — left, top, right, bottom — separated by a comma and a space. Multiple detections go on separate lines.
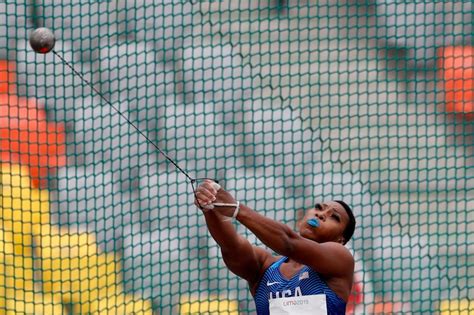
285, 258, 303, 267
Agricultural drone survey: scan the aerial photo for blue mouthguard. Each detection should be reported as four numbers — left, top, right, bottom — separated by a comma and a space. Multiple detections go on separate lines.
307, 218, 319, 228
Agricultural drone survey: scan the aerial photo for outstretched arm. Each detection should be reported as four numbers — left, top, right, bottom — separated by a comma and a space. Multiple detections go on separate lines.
235, 203, 353, 278
204, 184, 354, 279
195, 181, 272, 285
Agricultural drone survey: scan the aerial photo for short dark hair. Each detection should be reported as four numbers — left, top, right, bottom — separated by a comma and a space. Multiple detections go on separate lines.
334, 200, 356, 245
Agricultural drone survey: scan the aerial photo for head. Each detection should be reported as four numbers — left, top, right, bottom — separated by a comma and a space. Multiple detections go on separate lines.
297, 200, 356, 245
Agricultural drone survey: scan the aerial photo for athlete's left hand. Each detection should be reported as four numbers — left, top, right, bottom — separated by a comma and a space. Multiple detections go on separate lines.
194, 179, 219, 210
195, 180, 238, 217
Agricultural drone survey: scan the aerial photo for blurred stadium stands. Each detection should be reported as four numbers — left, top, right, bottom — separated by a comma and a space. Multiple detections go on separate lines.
375, 1, 472, 69
1, 0, 473, 313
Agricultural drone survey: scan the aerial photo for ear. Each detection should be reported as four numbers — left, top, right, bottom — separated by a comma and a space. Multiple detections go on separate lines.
337, 237, 345, 245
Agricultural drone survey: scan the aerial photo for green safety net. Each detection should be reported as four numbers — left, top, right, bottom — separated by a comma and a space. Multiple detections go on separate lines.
1, 0, 473, 314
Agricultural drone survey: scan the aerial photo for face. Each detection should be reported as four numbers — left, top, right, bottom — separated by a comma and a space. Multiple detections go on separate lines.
298, 201, 350, 244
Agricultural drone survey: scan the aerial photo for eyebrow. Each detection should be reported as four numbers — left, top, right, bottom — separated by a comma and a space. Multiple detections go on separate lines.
324, 203, 344, 217
315, 203, 344, 215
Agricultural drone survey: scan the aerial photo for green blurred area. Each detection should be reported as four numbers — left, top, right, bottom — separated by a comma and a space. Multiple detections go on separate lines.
0, 0, 473, 313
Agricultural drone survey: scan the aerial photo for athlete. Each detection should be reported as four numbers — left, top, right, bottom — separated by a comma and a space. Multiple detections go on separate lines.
194, 180, 356, 315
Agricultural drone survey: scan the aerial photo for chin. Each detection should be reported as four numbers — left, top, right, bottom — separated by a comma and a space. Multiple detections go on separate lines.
300, 228, 317, 240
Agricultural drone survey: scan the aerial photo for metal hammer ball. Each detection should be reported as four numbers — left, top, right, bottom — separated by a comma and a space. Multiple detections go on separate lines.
29, 28, 56, 54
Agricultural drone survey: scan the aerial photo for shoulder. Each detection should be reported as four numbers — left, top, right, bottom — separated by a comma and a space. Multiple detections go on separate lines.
320, 241, 353, 255
253, 247, 281, 271
248, 249, 281, 294
322, 242, 353, 256
318, 242, 355, 274
313, 243, 354, 300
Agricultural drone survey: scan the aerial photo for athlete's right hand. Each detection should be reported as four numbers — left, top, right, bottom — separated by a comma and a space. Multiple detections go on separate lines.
194, 179, 221, 211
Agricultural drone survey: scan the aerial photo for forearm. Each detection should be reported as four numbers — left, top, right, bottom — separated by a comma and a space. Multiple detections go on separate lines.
203, 210, 243, 250
203, 207, 269, 283
236, 203, 297, 256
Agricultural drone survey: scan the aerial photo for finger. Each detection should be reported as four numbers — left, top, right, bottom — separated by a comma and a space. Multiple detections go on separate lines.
203, 179, 215, 185
196, 197, 215, 205
195, 189, 216, 204
195, 193, 215, 205
194, 195, 212, 205
195, 199, 214, 211
204, 180, 221, 193
199, 180, 221, 194
198, 180, 214, 191
194, 199, 214, 210
211, 182, 221, 191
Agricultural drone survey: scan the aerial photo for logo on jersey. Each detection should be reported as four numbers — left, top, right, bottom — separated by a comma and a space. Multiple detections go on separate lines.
299, 271, 309, 280
269, 286, 303, 299
267, 281, 281, 286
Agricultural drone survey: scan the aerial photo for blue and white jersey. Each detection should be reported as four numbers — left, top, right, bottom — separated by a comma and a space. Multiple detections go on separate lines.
253, 256, 346, 315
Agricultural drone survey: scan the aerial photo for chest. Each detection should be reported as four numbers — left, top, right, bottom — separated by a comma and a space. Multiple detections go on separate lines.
279, 263, 344, 300
263, 267, 317, 298
279, 263, 305, 280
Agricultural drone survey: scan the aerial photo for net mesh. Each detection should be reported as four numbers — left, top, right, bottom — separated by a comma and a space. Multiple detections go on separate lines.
1, 0, 473, 314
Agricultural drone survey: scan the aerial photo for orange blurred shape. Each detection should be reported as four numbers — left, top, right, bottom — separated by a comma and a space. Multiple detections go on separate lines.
372, 297, 404, 314
438, 46, 474, 115
0, 60, 16, 94
346, 278, 363, 314
0, 94, 66, 188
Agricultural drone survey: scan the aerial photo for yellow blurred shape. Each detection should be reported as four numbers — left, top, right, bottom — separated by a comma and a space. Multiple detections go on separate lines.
37, 226, 121, 305
74, 293, 153, 315
0, 228, 13, 309
0, 228, 40, 310
0, 220, 35, 288
180, 296, 239, 315
440, 299, 474, 315
0, 164, 39, 310
1, 163, 152, 313
0, 163, 51, 237
37, 227, 153, 313
5, 292, 64, 314
0, 164, 44, 289
0, 163, 31, 187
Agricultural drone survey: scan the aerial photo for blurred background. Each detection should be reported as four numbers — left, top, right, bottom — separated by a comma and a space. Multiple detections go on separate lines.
0, 0, 473, 314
